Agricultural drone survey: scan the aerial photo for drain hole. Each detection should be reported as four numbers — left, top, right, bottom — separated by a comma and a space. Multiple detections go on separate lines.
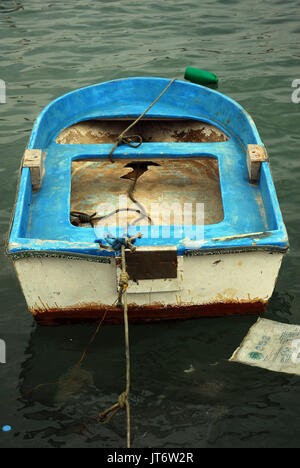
121, 161, 161, 181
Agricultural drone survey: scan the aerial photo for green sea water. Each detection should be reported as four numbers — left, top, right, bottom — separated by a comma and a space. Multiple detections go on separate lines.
0, 0, 300, 448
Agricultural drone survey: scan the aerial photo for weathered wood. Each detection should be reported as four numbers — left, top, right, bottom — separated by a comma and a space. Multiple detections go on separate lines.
23, 149, 44, 190
247, 145, 269, 183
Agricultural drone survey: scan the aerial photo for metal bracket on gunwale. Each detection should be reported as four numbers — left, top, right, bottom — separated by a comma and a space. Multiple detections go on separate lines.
247, 145, 269, 183
23, 149, 45, 191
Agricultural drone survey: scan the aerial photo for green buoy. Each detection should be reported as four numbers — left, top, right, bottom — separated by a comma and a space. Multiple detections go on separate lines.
184, 67, 219, 86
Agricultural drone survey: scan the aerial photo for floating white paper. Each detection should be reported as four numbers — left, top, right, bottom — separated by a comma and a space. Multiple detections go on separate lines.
230, 318, 300, 375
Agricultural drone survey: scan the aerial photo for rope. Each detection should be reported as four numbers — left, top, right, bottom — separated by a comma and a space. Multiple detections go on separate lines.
95, 232, 142, 253
0, 310, 109, 407
127, 162, 152, 226
70, 211, 97, 226
109, 78, 176, 162
73, 310, 108, 370
70, 208, 143, 227
70, 169, 153, 228
98, 244, 132, 448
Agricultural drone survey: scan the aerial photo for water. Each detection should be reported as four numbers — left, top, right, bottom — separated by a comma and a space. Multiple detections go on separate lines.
0, 0, 300, 448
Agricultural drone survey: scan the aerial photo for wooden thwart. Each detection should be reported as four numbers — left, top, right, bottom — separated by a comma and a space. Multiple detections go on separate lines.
247, 145, 269, 183
23, 149, 45, 190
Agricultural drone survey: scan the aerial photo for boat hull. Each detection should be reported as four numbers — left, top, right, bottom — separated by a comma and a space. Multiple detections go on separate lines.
13, 250, 283, 325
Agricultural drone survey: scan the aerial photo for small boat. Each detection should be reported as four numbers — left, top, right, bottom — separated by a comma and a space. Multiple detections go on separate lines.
7, 77, 289, 325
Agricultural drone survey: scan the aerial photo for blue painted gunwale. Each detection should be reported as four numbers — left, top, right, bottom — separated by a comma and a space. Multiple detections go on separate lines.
8, 77, 288, 258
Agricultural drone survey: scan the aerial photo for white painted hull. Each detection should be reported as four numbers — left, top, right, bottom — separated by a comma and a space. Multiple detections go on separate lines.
13, 249, 284, 325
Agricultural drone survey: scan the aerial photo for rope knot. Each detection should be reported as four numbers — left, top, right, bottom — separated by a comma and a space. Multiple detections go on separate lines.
70, 211, 97, 226
95, 232, 142, 253
121, 135, 143, 148
118, 392, 128, 409
116, 134, 143, 147
120, 271, 129, 287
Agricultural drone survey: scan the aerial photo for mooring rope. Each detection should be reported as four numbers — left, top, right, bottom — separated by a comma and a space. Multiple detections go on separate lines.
109, 78, 176, 162
98, 243, 132, 448
0, 309, 109, 408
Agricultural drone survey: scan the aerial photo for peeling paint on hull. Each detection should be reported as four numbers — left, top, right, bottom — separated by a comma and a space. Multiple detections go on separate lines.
13, 250, 280, 325
32, 300, 267, 326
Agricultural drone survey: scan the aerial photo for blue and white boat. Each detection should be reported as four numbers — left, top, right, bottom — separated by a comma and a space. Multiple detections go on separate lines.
7, 77, 288, 325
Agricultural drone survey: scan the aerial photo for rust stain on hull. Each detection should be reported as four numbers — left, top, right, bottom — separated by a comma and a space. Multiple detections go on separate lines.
32, 301, 267, 326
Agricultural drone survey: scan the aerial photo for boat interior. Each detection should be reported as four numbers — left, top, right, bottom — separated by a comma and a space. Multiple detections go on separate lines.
8, 78, 287, 257
58, 119, 226, 228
